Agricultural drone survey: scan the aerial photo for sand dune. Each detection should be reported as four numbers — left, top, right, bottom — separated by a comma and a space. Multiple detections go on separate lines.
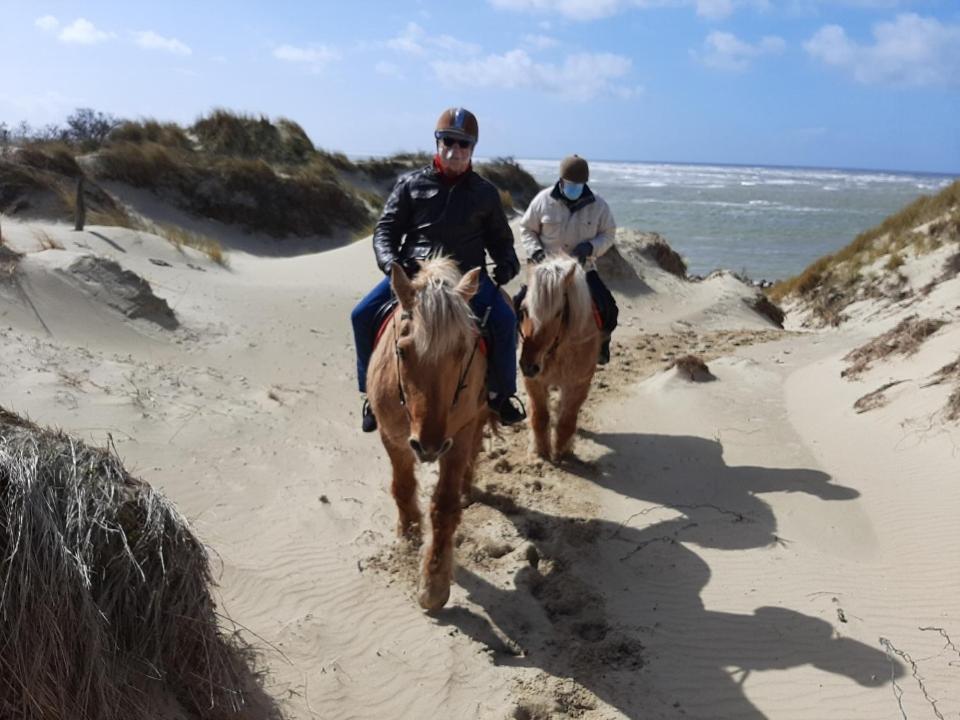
1, 206, 957, 719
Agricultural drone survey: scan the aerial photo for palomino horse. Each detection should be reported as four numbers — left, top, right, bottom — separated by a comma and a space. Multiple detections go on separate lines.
517, 256, 602, 461
367, 258, 489, 611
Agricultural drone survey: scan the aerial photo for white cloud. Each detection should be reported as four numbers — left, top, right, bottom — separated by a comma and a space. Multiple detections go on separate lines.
432, 33, 483, 55
273, 44, 340, 72
695, 0, 735, 20
490, 0, 768, 20
694, 30, 785, 70
35, 15, 59, 32
522, 33, 559, 50
804, 13, 960, 86
135, 30, 191, 56
432, 49, 635, 101
58, 18, 114, 45
387, 22, 480, 56
490, 0, 625, 21
388, 22, 426, 54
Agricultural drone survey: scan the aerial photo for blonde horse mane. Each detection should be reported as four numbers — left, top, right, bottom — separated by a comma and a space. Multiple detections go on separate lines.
407, 257, 477, 364
526, 256, 593, 335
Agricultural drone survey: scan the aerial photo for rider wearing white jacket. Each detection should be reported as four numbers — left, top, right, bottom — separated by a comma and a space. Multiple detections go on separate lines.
517, 155, 620, 364
520, 167, 616, 270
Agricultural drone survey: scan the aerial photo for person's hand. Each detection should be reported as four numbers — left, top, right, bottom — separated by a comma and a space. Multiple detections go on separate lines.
401, 258, 420, 277
493, 262, 516, 286
529, 248, 546, 264
571, 241, 593, 262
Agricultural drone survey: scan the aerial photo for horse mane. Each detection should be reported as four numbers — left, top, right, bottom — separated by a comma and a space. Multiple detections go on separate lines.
527, 256, 593, 334
408, 257, 477, 363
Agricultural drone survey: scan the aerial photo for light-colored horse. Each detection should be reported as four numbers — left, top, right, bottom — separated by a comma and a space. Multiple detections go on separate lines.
367, 258, 489, 611
517, 256, 602, 461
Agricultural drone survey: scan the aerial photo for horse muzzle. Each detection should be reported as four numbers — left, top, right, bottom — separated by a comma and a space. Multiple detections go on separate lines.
520, 359, 541, 378
409, 436, 454, 463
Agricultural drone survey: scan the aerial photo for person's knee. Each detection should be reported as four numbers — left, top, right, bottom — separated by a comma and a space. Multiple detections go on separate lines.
350, 301, 366, 327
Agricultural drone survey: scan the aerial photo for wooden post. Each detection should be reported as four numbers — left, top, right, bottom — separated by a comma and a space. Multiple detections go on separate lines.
74, 176, 86, 231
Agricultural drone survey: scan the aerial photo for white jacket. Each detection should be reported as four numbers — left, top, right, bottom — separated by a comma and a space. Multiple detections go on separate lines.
519, 184, 616, 271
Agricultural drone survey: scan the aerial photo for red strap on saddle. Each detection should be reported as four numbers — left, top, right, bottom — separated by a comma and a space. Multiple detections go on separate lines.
374, 307, 398, 351
592, 302, 603, 330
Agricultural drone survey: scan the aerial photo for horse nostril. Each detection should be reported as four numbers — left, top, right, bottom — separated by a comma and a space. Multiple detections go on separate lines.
409, 438, 423, 455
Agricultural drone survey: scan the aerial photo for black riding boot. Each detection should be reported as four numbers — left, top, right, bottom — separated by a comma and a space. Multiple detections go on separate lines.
361, 398, 377, 432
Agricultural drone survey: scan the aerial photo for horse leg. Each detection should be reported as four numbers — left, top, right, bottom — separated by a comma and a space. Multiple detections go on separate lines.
524, 377, 551, 460
383, 438, 421, 544
553, 380, 591, 461
459, 413, 486, 508
419, 425, 473, 611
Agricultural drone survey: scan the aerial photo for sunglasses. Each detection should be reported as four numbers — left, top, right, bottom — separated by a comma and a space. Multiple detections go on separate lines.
439, 136, 473, 149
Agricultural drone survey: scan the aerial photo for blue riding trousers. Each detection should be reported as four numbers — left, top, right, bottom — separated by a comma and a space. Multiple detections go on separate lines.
350, 274, 517, 397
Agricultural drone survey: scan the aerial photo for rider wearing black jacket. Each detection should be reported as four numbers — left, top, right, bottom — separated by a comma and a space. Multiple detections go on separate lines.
351, 107, 525, 432
372, 163, 519, 281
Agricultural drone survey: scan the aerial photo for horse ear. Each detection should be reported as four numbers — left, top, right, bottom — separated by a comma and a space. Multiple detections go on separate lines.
456, 267, 481, 301
562, 263, 578, 288
390, 263, 416, 310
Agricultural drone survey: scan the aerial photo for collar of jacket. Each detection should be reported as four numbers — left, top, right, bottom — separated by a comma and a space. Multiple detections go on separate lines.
432, 155, 472, 186
550, 180, 596, 214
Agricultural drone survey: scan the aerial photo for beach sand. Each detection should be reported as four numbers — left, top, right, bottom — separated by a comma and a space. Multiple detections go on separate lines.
1, 213, 957, 719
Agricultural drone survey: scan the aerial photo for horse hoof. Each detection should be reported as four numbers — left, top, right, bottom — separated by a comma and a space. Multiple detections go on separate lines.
397, 521, 422, 545
418, 578, 451, 612
459, 490, 473, 508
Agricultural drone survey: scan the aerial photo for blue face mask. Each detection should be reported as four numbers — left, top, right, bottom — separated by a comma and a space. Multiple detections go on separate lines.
561, 180, 584, 201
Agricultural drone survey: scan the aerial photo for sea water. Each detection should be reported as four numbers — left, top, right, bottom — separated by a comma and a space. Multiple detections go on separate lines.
516, 159, 956, 281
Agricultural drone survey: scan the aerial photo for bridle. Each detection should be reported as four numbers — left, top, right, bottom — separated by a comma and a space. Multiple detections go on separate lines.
392, 306, 483, 411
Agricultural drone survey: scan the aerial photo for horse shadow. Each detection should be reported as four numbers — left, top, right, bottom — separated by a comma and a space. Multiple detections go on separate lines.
437, 432, 902, 718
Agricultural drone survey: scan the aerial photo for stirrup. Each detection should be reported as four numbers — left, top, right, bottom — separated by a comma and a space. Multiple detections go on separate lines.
598, 339, 611, 365
361, 398, 378, 433
491, 394, 526, 425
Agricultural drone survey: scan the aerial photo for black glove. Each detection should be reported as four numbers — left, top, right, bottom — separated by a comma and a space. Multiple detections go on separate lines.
529, 248, 546, 264
493, 262, 516, 286
572, 241, 593, 262
401, 258, 420, 277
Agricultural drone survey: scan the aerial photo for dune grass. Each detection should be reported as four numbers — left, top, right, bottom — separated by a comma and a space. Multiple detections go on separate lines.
8, 109, 543, 244
841, 315, 947, 378
110, 119, 193, 150
769, 180, 960, 304
32, 228, 64, 250
152, 222, 229, 267
476, 156, 543, 209
0, 407, 280, 719
191, 109, 315, 164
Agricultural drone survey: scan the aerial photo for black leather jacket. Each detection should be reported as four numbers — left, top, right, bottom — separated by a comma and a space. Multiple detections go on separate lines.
372, 164, 520, 282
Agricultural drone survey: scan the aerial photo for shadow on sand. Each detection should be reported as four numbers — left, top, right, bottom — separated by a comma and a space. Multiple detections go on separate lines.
438, 432, 903, 719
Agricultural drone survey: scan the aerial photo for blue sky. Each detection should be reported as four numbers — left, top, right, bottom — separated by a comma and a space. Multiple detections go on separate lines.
2, 0, 958, 173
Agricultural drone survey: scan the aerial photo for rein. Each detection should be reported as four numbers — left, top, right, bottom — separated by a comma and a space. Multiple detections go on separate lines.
392, 309, 412, 409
